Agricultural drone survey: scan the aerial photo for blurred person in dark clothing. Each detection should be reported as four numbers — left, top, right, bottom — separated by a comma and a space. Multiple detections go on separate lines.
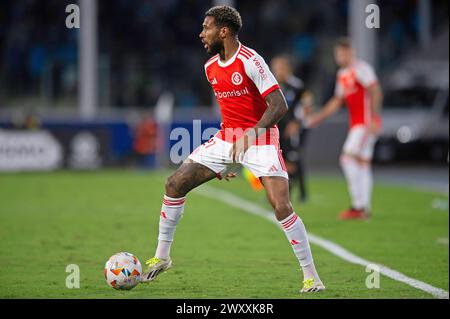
271, 55, 312, 203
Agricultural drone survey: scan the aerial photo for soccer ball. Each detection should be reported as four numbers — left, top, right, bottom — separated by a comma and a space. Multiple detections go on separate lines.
104, 252, 142, 290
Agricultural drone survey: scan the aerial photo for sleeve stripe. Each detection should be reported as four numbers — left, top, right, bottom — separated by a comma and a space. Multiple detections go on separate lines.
241, 45, 253, 53
241, 47, 254, 58
261, 84, 280, 98
238, 54, 250, 62
239, 49, 252, 59
206, 54, 219, 64
241, 48, 252, 56
240, 51, 251, 59
204, 56, 219, 82
204, 56, 219, 69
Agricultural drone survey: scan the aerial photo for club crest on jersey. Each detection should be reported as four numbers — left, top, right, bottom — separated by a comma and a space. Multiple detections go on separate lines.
231, 72, 243, 86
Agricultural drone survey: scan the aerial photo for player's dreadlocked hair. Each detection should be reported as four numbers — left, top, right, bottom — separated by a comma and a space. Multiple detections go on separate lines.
205, 6, 243, 35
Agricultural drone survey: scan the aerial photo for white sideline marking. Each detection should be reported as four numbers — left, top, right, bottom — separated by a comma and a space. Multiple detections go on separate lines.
195, 186, 449, 299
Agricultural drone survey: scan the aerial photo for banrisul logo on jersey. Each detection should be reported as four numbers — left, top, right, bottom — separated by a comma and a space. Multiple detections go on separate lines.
214, 87, 249, 99
231, 72, 243, 85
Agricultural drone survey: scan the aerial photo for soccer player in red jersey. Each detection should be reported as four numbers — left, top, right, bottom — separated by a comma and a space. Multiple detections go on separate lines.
307, 38, 383, 220
141, 6, 325, 293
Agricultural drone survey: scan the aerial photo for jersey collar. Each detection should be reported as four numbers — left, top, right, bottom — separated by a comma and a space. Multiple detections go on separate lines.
217, 42, 242, 68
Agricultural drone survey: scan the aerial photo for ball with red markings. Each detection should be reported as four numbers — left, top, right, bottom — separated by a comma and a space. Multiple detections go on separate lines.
104, 252, 142, 290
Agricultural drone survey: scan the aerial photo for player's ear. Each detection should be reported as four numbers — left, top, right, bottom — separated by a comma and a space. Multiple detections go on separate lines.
219, 26, 229, 38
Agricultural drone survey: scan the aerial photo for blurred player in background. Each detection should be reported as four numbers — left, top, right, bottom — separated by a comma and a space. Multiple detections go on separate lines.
307, 38, 383, 220
141, 6, 325, 293
271, 55, 313, 203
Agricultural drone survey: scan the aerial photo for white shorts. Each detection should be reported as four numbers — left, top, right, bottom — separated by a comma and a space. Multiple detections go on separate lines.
188, 136, 289, 180
343, 125, 378, 160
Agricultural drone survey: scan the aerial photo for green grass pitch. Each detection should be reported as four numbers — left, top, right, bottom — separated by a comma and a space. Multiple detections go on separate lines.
0, 170, 448, 298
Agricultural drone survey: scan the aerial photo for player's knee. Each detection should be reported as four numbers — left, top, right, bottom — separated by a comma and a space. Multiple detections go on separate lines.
340, 153, 355, 166
165, 175, 186, 198
358, 158, 371, 167
164, 176, 176, 195
273, 201, 294, 220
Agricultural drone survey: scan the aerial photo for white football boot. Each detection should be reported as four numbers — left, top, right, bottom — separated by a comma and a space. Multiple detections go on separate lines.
300, 278, 326, 293
140, 257, 172, 283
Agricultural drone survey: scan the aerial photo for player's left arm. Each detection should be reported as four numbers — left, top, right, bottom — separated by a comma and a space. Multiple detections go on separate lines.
256, 89, 289, 131
230, 52, 289, 162
230, 89, 288, 162
359, 62, 383, 134
366, 81, 383, 133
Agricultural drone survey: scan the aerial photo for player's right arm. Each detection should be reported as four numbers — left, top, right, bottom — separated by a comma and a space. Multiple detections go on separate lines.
306, 96, 343, 128
306, 72, 344, 128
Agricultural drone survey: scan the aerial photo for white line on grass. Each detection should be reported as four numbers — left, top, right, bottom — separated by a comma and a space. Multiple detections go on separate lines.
195, 186, 449, 299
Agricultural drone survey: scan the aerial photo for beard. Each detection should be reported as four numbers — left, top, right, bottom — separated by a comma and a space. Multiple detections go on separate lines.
207, 38, 223, 56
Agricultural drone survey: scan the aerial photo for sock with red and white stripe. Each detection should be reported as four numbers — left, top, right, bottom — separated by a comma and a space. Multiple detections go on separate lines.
280, 213, 321, 282
340, 154, 364, 209
155, 195, 186, 259
360, 163, 373, 211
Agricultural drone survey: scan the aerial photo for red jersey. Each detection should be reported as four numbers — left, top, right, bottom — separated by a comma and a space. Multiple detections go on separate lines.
204, 43, 281, 145
335, 59, 381, 129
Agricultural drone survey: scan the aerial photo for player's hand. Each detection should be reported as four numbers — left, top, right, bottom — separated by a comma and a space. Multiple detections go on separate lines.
305, 113, 322, 128
301, 91, 314, 110
230, 133, 256, 163
284, 121, 300, 138
368, 121, 382, 135
302, 104, 313, 117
